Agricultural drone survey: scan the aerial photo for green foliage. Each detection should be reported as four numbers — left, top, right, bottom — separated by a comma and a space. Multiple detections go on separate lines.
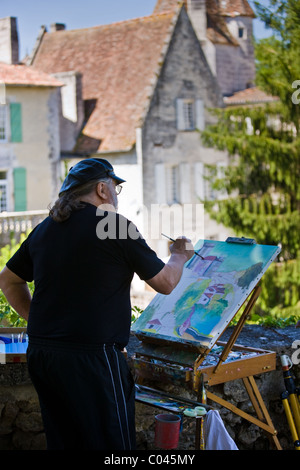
199, 0, 300, 323
254, 0, 300, 133
202, 104, 300, 260
256, 255, 300, 316
131, 305, 144, 323
0, 235, 26, 270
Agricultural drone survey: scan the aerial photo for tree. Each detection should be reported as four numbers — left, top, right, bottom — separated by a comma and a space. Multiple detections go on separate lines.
200, 0, 300, 321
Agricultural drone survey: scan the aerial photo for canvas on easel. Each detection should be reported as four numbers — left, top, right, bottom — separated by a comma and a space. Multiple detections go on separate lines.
132, 238, 280, 351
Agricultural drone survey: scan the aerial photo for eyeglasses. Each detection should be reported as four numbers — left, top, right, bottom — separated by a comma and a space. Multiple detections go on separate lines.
115, 184, 123, 195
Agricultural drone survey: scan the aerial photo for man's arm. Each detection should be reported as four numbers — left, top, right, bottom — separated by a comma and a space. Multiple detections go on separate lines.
145, 237, 194, 295
0, 266, 32, 321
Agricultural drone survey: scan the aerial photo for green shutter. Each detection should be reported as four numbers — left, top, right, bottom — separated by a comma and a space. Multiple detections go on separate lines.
10, 103, 22, 142
13, 167, 27, 211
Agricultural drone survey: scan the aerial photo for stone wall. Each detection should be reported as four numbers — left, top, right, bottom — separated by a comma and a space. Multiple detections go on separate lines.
0, 364, 45, 450
0, 325, 299, 450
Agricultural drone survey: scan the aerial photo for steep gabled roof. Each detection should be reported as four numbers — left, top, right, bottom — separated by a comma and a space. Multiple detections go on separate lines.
31, 12, 178, 153
0, 62, 62, 87
223, 86, 279, 106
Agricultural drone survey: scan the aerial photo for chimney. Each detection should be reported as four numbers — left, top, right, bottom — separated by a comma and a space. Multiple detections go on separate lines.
187, 0, 207, 43
0, 17, 19, 64
50, 23, 66, 32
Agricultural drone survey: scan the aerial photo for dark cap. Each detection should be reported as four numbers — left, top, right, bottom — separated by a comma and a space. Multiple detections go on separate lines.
59, 158, 126, 196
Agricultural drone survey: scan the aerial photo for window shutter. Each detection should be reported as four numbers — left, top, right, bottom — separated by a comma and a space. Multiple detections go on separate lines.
155, 163, 167, 204
195, 99, 205, 131
13, 167, 27, 211
194, 162, 205, 200
176, 99, 186, 130
10, 103, 22, 142
179, 163, 191, 203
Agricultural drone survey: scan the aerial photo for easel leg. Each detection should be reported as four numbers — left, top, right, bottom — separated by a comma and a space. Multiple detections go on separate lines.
206, 375, 282, 450
242, 376, 281, 450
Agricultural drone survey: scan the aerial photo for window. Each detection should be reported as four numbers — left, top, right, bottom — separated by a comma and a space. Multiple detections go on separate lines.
0, 103, 23, 143
166, 166, 180, 204
0, 106, 7, 141
0, 172, 8, 211
155, 163, 191, 205
183, 101, 195, 130
176, 98, 204, 131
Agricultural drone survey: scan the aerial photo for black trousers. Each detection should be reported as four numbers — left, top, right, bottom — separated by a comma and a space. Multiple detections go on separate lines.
27, 338, 136, 450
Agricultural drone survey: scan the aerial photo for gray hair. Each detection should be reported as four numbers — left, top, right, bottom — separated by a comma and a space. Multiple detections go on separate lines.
49, 177, 112, 223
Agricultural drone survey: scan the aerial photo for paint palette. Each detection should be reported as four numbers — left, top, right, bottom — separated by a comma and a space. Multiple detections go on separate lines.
0, 328, 28, 363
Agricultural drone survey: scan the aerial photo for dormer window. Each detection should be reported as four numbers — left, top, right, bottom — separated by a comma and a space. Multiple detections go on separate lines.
176, 98, 205, 131
238, 27, 245, 38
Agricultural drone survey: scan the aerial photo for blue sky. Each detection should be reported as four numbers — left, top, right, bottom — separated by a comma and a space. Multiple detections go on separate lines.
1, 0, 272, 60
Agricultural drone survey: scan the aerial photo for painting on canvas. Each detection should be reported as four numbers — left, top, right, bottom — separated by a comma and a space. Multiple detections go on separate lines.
132, 240, 280, 349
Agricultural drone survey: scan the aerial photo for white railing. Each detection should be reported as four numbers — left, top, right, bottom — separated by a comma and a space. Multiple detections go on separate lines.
0, 210, 48, 244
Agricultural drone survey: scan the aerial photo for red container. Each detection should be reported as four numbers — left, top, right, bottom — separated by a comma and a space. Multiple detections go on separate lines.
154, 414, 181, 449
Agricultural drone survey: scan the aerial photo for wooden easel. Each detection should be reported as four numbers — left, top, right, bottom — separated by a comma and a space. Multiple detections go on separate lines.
197, 284, 282, 450
133, 284, 282, 450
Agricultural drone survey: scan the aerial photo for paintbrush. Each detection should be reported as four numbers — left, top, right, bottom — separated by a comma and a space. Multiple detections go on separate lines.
161, 233, 204, 259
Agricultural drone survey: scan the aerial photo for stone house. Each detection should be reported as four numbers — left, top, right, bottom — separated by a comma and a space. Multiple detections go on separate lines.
156, 0, 256, 96
0, 17, 63, 212
28, 1, 257, 262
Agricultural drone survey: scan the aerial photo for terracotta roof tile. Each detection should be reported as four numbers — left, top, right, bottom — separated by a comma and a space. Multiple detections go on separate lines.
32, 13, 177, 153
153, 0, 186, 14
154, 0, 254, 18
0, 62, 63, 87
224, 86, 279, 105
217, 0, 255, 18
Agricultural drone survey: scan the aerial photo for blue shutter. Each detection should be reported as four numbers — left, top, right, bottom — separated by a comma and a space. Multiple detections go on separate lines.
10, 103, 22, 142
13, 167, 27, 211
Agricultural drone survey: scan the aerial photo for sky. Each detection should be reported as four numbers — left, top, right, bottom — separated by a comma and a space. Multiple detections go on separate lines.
0, 0, 272, 60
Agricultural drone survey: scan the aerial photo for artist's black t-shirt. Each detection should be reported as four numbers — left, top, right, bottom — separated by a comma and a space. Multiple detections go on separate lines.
6, 203, 164, 347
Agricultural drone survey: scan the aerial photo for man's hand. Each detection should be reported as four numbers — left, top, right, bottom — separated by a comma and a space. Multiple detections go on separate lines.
145, 236, 195, 295
169, 236, 194, 262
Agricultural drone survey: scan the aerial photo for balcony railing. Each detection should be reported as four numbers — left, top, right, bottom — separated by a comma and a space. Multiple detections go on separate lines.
0, 210, 48, 246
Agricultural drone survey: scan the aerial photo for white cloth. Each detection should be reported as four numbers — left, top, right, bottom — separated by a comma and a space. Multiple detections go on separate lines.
204, 410, 238, 450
